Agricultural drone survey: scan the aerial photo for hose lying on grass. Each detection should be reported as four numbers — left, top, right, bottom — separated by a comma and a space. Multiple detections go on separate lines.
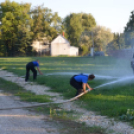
0, 89, 91, 110
2, 74, 128, 110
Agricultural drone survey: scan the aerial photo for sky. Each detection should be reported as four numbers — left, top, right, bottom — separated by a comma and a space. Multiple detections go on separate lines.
1, 0, 134, 33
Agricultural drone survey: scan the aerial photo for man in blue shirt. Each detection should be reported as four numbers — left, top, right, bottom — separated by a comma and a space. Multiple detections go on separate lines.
70, 74, 95, 96
25, 60, 43, 82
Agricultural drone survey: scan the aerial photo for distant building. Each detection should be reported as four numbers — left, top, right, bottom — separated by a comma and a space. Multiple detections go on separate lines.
51, 35, 79, 56
31, 38, 50, 55
70, 46, 79, 56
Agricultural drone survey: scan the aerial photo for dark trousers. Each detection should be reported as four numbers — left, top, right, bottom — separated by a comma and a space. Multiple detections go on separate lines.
70, 75, 83, 96
25, 62, 37, 82
132, 67, 134, 74
131, 62, 134, 74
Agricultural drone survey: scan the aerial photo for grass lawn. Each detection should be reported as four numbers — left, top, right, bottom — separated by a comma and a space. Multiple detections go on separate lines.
0, 56, 134, 127
0, 65, 106, 134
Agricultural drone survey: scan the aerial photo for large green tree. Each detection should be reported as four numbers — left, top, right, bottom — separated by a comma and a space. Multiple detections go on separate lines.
106, 32, 126, 53
31, 5, 62, 42
79, 26, 113, 55
0, 1, 63, 56
82, 13, 96, 31
92, 26, 113, 52
0, 0, 32, 56
64, 13, 96, 46
79, 33, 93, 55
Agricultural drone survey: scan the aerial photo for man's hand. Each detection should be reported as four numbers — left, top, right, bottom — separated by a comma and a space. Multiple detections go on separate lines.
88, 88, 93, 91
40, 72, 43, 75
37, 67, 43, 75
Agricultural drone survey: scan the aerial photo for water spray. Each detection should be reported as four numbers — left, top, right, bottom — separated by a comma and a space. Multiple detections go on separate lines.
94, 76, 134, 90
1, 72, 134, 110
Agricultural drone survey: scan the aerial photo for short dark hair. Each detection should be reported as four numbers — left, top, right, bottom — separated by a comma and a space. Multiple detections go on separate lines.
88, 74, 95, 79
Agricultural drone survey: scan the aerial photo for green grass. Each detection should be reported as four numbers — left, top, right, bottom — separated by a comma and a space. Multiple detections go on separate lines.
0, 56, 131, 76
37, 75, 134, 120
0, 56, 134, 127
57, 121, 106, 134
0, 76, 106, 134
0, 78, 51, 103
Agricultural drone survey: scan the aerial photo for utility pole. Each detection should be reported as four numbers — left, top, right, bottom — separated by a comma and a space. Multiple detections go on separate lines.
91, 32, 94, 57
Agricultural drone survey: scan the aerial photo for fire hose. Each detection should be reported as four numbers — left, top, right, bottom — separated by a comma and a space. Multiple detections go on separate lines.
0, 89, 92, 110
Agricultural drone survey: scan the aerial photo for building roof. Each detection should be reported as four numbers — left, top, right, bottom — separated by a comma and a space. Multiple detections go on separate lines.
51, 35, 70, 44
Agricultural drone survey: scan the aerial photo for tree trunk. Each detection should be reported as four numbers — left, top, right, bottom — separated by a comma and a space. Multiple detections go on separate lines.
11, 40, 14, 57
5, 40, 9, 57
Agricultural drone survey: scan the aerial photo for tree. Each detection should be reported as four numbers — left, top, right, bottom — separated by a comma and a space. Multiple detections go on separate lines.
92, 26, 113, 52
79, 34, 93, 55
69, 13, 83, 46
106, 33, 125, 52
0, 31, 5, 56
31, 5, 62, 42
118, 33, 125, 49
63, 13, 96, 46
79, 26, 113, 55
0, 2, 63, 56
0, 0, 32, 56
82, 13, 96, 31
124, 10, 134, 48
107, 33, 120, 51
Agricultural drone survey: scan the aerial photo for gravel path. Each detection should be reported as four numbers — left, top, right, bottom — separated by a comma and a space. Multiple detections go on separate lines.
0, 70, 134, 134
0, 90, 60, 134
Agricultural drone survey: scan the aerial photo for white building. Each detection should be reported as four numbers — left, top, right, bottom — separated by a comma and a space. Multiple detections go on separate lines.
70, 46, 79, 56
51, 35, 79, 56
31, 38, 50, 55
32, 40, 49, 52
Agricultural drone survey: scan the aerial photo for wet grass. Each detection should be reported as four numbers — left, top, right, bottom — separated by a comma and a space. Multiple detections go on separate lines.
0, 77, 106, 134
0, 56, 134, 127
38, 75, 134, 126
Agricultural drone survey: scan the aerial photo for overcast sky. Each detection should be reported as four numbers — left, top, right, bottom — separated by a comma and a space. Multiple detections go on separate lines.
1, 0, 134, 33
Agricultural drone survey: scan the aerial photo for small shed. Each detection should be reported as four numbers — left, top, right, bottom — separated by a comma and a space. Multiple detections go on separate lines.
51, 35, 79, 56
31, 38, 50, 55
32, 40, 50, 52
70, 46, 79, 56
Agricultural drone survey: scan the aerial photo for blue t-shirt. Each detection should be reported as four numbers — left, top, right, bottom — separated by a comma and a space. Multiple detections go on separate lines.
74, 75, 88, 83
32, 61, 39, 67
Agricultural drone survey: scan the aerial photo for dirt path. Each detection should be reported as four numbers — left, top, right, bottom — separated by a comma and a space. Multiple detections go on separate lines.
0, 90, 60, 134
0, 70, 134, 134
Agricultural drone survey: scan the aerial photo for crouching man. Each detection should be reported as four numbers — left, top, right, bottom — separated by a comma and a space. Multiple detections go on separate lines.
70, 74, 95, 96
25, 60, 43, 82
